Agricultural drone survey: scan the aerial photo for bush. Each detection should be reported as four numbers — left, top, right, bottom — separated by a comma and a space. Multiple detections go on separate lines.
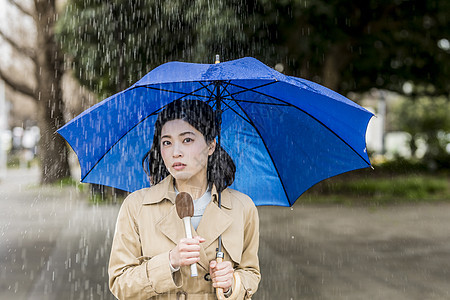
303, 174, 449, 205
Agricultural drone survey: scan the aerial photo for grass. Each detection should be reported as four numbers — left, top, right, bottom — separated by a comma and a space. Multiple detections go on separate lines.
7, 156, 39, 169
301, 174, 450, 206
88, 191, 127, 205
69, 173, 449, 206
48, 158, 449, 206
55, 178, 127, 205
53, 176, 87, 192
53, 177, 127, 205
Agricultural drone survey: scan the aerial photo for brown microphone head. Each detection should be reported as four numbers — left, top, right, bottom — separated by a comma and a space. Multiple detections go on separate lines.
175, 192, 194, 219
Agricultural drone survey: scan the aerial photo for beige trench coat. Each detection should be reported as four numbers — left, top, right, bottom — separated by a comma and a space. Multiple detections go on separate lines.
108, 175, 260, 299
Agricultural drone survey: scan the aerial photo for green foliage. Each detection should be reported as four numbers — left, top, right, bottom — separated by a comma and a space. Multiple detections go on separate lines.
302, 174, 450, 205
250, 0, 450, 95
57, 0, 248, 97
6, 154, 39, 169
326, 176, 446, 198
374, 157, 428, 174
53, 176, 87, 192
304, 155, 450, 205
89, 189, 126, 205
58, 0, 450, 98
56, 0, 450, 171
6, 154, 20, 168
394, 96, 450, 168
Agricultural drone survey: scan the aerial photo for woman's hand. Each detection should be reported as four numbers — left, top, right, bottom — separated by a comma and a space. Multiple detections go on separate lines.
209, 260, 234, 292
169, 236, 205, 269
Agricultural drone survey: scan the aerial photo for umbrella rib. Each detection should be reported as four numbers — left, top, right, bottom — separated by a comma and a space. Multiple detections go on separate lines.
219, 101, 252, 126
80, 83, 216, 183
221, 81, 291, 106
227, 81, 280, 99
200, 80, 229, 97
224, 99, 291, 106
201, 81, 288, 107
199, 82, 214, 95
143, 83, 217, 117
143, 85, 212, 99
198, 82, 228, 110
218, 81, 232, 98
215, 83, 246, 115
198, 82, 219, 107
226, 81, 286, 105
80, 113, 156, 183
216, 81, 288, 121
232, 100, 293, 205
228, 81, 372, 167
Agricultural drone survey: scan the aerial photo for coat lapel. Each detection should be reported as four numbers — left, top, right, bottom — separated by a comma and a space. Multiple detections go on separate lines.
146, 176, 183, 246
196, 201, 233, 249
155, 205, 184, 246
195, 194, 233, 271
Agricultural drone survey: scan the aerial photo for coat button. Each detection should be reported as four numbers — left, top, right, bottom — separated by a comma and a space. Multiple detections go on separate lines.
204, 273, 211, 281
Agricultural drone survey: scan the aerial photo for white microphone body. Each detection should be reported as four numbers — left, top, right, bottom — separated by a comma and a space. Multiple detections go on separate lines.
183, 217, 198, 277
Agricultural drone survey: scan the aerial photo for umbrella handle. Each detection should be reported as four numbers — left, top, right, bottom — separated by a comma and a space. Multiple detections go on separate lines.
215, 257, 242, 300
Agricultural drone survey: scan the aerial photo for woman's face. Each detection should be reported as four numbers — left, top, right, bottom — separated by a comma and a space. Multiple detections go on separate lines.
160, 119, 215, 188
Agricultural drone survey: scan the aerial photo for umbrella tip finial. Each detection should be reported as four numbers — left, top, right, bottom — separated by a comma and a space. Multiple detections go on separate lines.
215, 54, 220, 64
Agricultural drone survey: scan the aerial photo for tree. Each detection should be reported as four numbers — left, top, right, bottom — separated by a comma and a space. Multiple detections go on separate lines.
0, 0, 70, 183
57, 0, 449, 173
248, 0, 450, 96
396, 96, 450, 169
57, 0, 247, 98
59, 0, 449, 99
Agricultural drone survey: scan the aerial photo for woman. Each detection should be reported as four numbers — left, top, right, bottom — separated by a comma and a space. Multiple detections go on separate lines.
108, 100, 260, 299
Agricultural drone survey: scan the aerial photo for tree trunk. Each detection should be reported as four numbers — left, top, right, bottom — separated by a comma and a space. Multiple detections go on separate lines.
322, 43, 351, 92
34, 0, 70, 183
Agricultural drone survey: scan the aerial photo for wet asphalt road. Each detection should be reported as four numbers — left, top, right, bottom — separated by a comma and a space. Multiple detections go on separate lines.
0, 168, 118, 300
1, 168, 449, 299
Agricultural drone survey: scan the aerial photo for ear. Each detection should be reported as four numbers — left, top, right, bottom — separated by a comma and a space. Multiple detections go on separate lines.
208, 139, 216, 156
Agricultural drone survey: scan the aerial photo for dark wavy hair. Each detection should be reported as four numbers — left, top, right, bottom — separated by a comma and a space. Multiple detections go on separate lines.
142, 100, 236, 193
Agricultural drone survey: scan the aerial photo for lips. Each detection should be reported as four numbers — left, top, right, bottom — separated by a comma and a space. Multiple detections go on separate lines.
172, 162, 186, 171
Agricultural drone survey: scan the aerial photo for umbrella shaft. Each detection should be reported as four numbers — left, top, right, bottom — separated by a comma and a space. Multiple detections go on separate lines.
215, 82, 222, 205
215, 82, 223, 254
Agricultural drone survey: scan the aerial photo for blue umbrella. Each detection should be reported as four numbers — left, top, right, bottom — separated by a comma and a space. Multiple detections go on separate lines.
58, 57, 373, 207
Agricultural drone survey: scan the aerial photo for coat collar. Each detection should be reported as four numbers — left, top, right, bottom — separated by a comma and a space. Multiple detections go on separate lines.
142, 175, 232, 209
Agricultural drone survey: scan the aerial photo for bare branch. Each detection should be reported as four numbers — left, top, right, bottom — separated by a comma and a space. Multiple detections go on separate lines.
0, 68, 36, 99
0, 29, 36, 62
7, 0, 35, 19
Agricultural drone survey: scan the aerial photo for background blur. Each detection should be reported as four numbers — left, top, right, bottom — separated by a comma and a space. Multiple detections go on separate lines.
0, 0, 448, 184
0, 0, 449, 299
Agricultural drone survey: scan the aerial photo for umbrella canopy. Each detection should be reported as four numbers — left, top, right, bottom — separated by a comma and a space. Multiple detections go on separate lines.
58, 57, 373, 206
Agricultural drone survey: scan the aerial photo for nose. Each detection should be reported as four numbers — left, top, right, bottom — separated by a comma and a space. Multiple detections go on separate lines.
172, 141, 183, 158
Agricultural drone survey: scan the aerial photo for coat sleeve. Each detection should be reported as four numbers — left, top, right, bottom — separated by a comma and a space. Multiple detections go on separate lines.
108, 194, 182, 299
233, 202, 260, 299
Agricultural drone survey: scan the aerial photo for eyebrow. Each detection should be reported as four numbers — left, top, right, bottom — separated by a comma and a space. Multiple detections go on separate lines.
161, 131, 196, 139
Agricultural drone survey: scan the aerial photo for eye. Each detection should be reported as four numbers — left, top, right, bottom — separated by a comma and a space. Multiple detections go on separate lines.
183, 137, 193, 143
161, 140, 171, 146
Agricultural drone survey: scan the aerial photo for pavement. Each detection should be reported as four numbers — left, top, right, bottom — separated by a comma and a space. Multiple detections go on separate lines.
1, 168, 450, 299
0, 168, 118, 300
